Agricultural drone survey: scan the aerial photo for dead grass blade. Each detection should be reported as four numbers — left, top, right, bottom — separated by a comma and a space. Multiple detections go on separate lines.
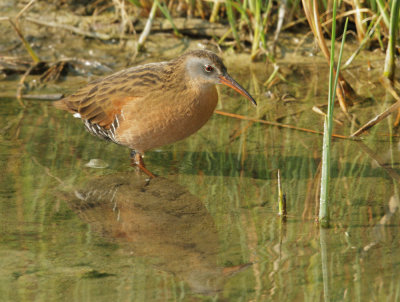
6, 0, 40, 63
214, 110, 350, 139
301, 0, 354, 116
351, 77, 400, 137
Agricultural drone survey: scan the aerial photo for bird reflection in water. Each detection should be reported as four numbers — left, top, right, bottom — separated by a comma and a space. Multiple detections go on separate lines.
64, 172, 249, 296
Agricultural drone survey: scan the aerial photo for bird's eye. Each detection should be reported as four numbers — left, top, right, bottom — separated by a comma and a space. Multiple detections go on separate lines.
204, 65, 214, 73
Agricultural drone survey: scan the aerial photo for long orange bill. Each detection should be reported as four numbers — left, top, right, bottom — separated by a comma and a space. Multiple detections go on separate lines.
219, 74, 257, 106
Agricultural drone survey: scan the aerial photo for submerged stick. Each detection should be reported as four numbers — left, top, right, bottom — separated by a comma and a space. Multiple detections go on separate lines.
355, 140, 400, 183
16, 63, 38, 106
319, 228, 331, 301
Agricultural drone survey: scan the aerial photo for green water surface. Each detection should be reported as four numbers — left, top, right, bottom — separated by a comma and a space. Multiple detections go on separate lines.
1, 48, 399, 302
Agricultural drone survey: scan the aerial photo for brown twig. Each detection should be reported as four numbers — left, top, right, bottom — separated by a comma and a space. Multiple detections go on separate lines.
25, 17, 112, 40
214, 110, 350, 139
351, 77, 400, 137
40, 61, 66, 83
16, 0, 36, 19
312, 105, 344, 125
394, 109, 400, 127
16, 63, 37, 105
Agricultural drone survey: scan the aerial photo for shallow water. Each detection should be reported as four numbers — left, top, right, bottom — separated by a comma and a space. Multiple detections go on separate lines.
1, 44, 400, 301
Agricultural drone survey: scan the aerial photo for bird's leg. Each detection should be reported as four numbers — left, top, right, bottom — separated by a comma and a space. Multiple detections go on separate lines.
130, 150, 156, 178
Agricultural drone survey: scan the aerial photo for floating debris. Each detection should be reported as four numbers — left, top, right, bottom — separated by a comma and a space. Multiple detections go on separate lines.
85, 158, 109, 169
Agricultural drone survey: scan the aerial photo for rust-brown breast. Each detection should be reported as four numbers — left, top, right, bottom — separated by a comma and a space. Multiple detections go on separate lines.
115, 83, 218, 152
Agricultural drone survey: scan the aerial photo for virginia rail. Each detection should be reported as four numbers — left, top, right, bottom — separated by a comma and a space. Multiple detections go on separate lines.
54, 50, 256, 177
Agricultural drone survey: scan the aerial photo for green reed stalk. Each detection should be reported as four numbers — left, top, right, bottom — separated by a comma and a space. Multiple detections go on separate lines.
156, 1, 182, 37
231, 2, 251, 32
342, 15, 382, 69
8, 20, 40, 63
319, 0, 348, 227
251, 0, 262, 60
376, 0, 390, 27
383, 0, 400, 81
209, 0, 221, 23
127, 0, 141, 7
225, 0, 242, 50
261, 0, 272, 49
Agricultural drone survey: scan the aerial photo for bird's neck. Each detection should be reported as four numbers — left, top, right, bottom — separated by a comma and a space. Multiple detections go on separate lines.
162, 61, 210, 96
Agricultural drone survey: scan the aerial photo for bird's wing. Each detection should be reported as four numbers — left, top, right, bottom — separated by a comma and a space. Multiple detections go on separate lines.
54, 62, 170, 129
54, 67, 153, 129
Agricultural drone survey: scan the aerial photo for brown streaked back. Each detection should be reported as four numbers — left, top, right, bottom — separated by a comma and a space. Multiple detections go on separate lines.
54, 62, 173, 129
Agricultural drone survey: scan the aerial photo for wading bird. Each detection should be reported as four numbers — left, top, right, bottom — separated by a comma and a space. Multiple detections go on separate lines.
54, 50, 256, 177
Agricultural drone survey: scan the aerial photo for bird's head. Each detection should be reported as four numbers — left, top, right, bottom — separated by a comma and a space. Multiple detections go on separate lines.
182, 50, 257, 106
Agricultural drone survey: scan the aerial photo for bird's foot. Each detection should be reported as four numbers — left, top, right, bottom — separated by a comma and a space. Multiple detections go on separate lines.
130, 151, 156, 179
